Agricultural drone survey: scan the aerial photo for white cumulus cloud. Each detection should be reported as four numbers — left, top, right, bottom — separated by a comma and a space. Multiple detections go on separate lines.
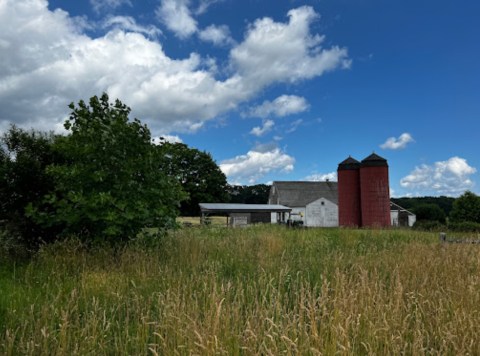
380, 132, 414, 150
220, 145, 295, 184
304, 171, 337, 182
400, 156, 477, 196
230, 6, 350, 90
90, 0, 132, 14
156, 0, 198, 38
246, 95, 309, 118
199, 24, 234, 46
103, 16, 162, 38
0, 1, 349, 136
250, 119, 274, 137
152, 135, 183, 144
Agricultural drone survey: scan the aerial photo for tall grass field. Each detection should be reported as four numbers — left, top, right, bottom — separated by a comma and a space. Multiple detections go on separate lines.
1, 226, 480, 354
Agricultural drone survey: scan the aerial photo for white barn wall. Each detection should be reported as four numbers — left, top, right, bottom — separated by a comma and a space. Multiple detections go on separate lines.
305, 198, 338, 227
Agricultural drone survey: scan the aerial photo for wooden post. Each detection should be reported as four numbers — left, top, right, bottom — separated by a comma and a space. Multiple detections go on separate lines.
439, 232, 447, 243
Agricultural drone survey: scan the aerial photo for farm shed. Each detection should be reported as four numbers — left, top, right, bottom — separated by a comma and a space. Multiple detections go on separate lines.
390, 201, 416, 227
199, 203, 292, 227
268, 181, 339, 227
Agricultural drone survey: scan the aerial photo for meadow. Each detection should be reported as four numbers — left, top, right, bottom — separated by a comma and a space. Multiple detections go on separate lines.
1, 226, 480, 355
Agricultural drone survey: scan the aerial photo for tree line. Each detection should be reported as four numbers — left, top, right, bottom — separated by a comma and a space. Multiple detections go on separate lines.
392, 193, 480, 231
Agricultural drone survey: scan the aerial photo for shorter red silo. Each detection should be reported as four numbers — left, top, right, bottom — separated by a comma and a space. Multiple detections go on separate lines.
360, 153, 391, 227
338, 156, 362, 227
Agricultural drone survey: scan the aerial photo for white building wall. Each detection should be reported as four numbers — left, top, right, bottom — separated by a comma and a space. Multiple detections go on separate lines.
391, 211, 399, 227
408, 215, 416, 227
305, 198, 338, 227
271, 212, 277, 223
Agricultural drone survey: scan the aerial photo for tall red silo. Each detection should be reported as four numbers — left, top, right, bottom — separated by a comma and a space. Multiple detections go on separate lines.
360, 153, 391, 227
338, 156, 362, 227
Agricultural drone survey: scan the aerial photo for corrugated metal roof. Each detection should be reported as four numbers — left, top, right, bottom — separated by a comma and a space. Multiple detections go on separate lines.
272, 181, 338, 207
199, 203, 292, 213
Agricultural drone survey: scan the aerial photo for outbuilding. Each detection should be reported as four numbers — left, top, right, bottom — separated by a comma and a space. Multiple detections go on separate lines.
199, 203, 292, 227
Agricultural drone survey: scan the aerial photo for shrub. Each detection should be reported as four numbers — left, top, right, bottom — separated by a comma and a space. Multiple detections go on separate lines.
448, 221, 480, 233
413, 220, 446, 231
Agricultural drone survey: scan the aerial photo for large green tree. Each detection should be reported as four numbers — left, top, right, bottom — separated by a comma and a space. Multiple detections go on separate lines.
157, 141, 229, 216
0, 126, 60, 246
449, 191, 480, 223
413, 203, 446, 223
228, 184, 271, 204
28, 94, 185, 242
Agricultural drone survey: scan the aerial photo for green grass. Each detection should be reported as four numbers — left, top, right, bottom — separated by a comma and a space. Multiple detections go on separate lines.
1, 226, 480, 354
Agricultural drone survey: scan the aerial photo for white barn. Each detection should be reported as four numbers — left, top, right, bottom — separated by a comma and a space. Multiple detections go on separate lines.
268, 181, 339, 227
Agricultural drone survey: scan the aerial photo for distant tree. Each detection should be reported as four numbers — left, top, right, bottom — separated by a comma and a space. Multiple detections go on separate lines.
27, 94, 185, 243
449, 191, 480, 223
413, 203, 446, 223
228, 184, 271, 204
0, 126, 60, 247
157, 142, 229, 216
391, 196, 454, 216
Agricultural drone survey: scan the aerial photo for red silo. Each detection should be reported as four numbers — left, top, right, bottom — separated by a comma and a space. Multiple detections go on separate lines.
338, 156, 362, 227
360, 153, 391, 228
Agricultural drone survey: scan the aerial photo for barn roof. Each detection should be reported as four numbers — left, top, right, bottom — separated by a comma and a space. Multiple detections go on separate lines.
272, 181, 338, 207
199, 203, 291, 213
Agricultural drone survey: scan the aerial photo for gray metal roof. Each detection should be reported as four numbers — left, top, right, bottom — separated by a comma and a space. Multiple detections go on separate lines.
199, 203, 292, 213
271, 181, 338, 207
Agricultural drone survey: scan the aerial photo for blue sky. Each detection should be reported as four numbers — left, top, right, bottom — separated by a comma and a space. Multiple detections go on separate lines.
1, 0, 479, 197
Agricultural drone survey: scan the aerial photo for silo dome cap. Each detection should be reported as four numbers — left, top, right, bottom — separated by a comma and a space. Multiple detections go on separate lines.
361, 153, 388, 167
338, 156, 360, 170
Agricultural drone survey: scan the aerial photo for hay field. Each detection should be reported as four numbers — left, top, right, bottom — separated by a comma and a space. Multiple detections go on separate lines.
1, 226, 480, 354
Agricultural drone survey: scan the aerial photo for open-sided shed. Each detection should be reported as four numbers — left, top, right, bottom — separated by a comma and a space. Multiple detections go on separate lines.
199, 203, 292, 226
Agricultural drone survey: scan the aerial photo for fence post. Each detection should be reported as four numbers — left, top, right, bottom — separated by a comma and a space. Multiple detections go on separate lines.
439, 232, 447, 243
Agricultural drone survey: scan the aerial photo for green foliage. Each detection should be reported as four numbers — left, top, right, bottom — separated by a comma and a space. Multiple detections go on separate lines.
27, 93, 185, 243
449, 191, 480, 223
413, 203, 446, 223
448, 221, 480, 232
157, 141, 229, 216
0, 126, 60, 247
228, 184, 271, 204
413, 220, 446, 231
392, 196, 454, 216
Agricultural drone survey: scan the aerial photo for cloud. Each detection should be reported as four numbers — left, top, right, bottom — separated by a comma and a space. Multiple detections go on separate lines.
286, 119, 303, 133
220, 145, 295, 184
199, 25, 234, 46
152, 135, 183, 144
230, 6, 350, 90
304, 172, 337, 182
156, 0, 197, 38
380, 133, 414, 150
195, 0, 224, 15
90, 0, 132, 14
0, 1, 348, 136
250, 119, 274, 137
245, 95, 309, 118
400, 156, 477, 196
103, 16, 162, 38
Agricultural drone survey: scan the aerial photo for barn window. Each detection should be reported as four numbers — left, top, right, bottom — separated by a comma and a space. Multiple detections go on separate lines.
321, 201, 325, 206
